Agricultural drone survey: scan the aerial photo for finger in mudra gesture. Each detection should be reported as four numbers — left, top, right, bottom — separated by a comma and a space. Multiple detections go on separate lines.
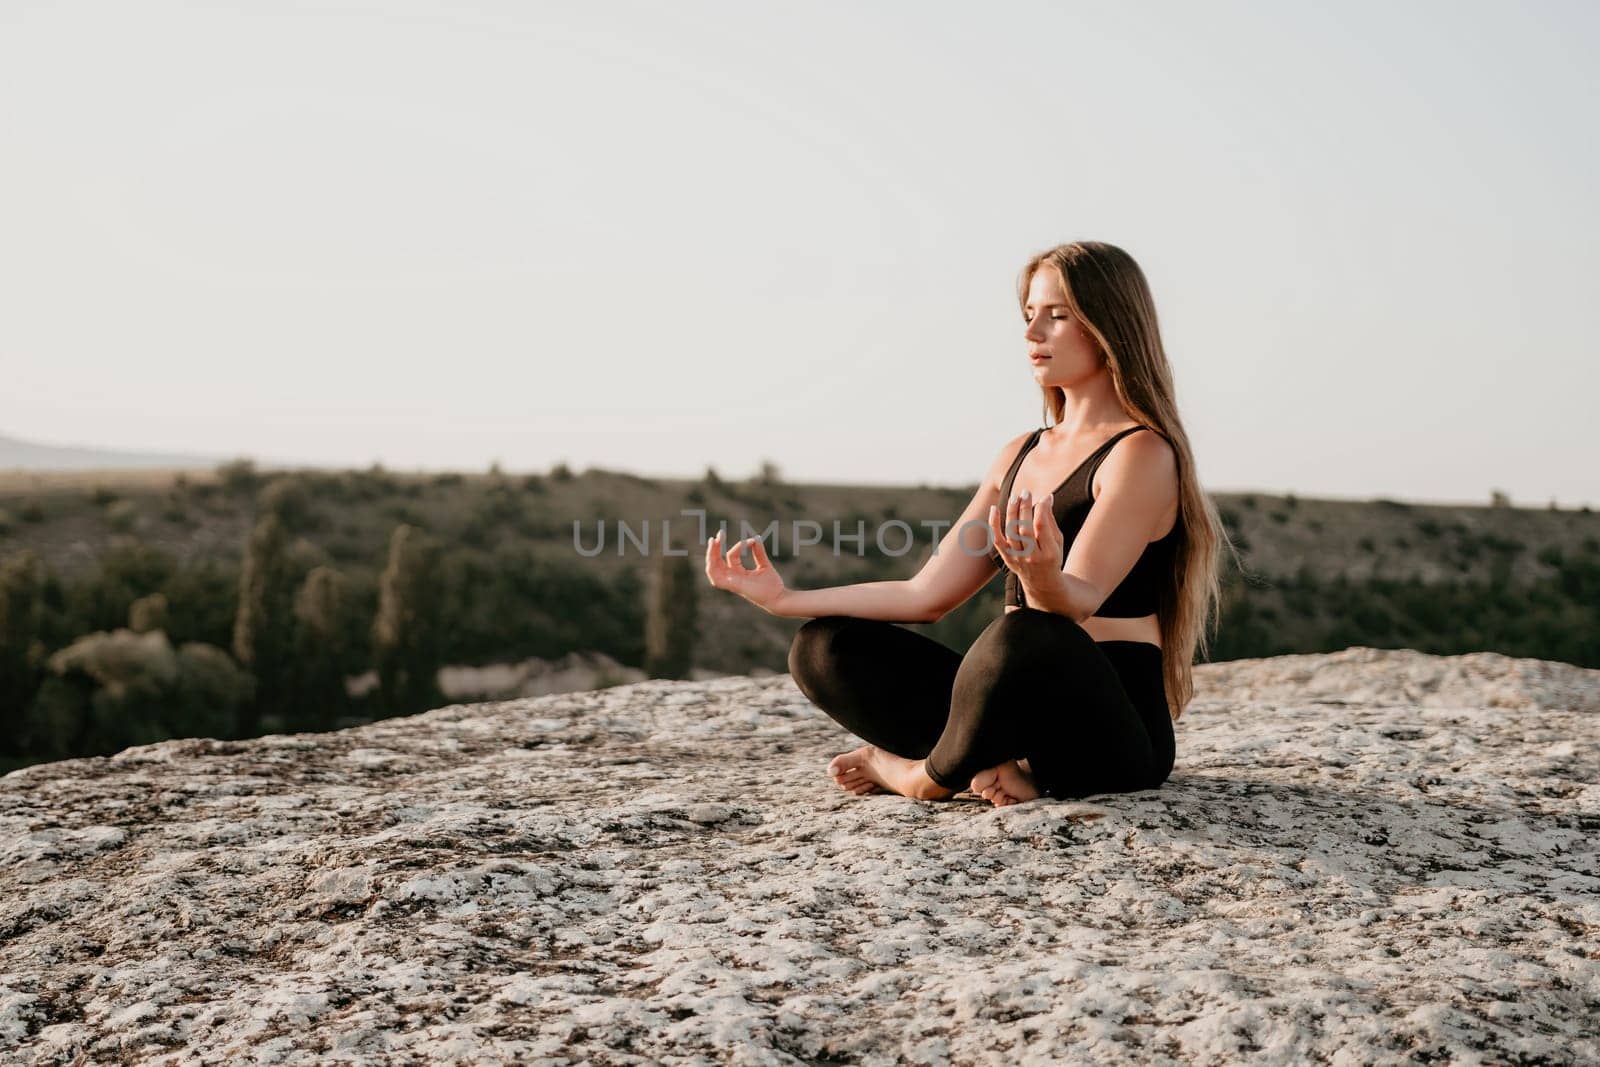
989, 488, 1065, 599
703, 530, 787, 614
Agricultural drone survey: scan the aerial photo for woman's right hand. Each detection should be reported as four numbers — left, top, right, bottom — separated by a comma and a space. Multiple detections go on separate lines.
704, 531, 788, 614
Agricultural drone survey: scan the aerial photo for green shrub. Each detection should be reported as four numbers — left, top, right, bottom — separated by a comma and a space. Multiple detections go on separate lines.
129, 592, 169, 633
217, 458, 262, 495
169, 642, 255, 739
515, 512, 563, 539
342, 465, 399, 501
386, 503, 425, 526
1480, 533, 1525, 555
258, 477, 315, 531
29, 629, 250, 757
77, 538, 178, 634
162, 559, 239, 649
105, 499, 139, 533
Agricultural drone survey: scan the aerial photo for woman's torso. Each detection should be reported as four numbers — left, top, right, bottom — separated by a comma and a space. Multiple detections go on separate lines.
997, 423, 1179, 650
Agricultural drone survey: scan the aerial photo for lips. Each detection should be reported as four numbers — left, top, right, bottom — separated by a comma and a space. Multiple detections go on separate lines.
1030, 354, 1051, 362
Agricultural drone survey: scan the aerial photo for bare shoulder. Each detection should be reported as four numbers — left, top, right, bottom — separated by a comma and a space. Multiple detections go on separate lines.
984, 428, 1039, 493
1093, 427, 1179, 498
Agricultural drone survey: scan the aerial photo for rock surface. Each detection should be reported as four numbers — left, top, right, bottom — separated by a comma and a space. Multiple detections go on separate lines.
1, 646, 1596, 1065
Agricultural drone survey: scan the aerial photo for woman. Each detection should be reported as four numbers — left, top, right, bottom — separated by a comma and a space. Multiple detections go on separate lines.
704, 241, 1233, 807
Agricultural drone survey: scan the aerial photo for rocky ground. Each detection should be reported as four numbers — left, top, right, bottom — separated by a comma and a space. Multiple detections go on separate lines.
1, 645, 1596, 1065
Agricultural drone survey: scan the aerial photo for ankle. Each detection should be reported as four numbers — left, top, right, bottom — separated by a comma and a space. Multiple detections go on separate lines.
913, 760, 958, 801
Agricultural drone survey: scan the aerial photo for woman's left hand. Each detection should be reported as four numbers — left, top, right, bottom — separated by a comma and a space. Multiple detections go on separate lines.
989, 489, 1065, 597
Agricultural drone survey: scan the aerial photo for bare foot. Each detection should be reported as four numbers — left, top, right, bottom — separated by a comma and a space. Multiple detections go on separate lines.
827, 745, 949, 800
969, 758, 1042, 807
826, 744, 887, 796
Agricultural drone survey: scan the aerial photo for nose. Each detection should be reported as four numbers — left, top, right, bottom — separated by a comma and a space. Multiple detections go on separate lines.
1023, 316, 1046, 343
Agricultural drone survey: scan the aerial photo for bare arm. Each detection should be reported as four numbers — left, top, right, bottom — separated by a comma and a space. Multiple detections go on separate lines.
707, 531, 931, 622
707, 431, 1031, 624
765, 578, 933, 623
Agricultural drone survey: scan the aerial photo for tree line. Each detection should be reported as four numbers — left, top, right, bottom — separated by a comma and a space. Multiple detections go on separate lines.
3, 459, 1597, 773
0, 507, 699, 772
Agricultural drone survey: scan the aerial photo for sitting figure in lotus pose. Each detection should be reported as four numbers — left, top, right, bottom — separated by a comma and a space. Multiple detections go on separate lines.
704, 240, 1232, 807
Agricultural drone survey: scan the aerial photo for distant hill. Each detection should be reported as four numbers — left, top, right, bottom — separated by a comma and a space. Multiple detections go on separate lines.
0, 431, 229, 471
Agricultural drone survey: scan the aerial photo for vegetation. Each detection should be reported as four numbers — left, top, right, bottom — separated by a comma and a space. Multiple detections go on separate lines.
645, 551, 698, 679
373, 524, 444, 717
0, 463, 1596, 774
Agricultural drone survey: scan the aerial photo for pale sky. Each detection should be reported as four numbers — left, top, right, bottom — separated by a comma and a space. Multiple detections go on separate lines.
3, 0, 1596, 507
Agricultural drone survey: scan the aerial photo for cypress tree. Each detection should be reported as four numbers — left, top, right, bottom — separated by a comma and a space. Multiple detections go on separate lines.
291, 565, 350, 731
0, 551, 47, 757
644, 551, 697, 679
372, 524, 443, 717
233, 514, 295, 736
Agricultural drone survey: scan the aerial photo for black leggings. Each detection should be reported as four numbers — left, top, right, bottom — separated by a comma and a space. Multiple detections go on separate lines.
787, 608, 1174, 799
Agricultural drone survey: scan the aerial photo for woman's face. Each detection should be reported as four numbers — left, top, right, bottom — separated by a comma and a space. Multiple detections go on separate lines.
1022, 267, 1102, 386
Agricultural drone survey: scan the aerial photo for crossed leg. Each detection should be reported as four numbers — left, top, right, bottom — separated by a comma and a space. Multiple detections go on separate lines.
788, 610, 1162, 806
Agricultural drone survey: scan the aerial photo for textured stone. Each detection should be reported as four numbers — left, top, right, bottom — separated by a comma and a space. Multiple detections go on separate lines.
1, 646, 1596, 1065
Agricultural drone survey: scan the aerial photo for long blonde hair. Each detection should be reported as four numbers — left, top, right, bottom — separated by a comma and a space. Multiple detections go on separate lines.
1018, 241, 1241, 722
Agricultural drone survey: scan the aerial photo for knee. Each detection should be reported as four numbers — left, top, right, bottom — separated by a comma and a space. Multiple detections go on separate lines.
787, 616, 856, 689
967, 608, 1083, 669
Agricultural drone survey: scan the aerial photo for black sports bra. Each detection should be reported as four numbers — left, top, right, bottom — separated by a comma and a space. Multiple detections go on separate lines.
988, 425, 1181, 617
